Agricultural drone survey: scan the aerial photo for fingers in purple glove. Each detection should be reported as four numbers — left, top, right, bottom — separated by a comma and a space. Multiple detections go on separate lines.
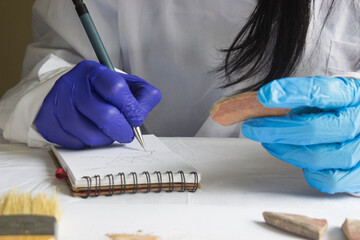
88, 66, 161, 127
73, 75, 134, 143
54, 81, 114, 147
36, 60, 161, 148
124, 74, 162, 113
35, 91, 88, 149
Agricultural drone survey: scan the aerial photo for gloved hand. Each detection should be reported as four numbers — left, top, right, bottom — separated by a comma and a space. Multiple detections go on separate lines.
242, 76, 360, 194
35, 60, 161, 149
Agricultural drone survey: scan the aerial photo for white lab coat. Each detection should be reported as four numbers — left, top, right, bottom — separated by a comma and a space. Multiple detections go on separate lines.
1, 0, 360, 147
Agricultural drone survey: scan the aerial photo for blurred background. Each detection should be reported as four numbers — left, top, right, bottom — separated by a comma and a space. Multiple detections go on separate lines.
0, 0, 34, 97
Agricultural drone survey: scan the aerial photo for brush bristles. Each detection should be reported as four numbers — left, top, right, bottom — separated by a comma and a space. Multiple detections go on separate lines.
0, 191, 61, 221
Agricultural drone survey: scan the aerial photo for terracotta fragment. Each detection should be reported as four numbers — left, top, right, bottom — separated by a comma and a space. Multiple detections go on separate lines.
263, 211, 328, 240
106, 233, 162, 240
210, 91, 290, 126
342, 218, 360, 240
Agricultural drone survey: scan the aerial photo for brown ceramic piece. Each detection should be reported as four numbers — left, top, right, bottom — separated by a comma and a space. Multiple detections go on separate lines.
342, 218, 360, 240
210, 91, 290, 126
263, 211, 328, 240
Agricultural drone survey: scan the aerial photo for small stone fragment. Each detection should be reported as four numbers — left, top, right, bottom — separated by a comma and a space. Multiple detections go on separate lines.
106, 233, 162, 240
210, 91, 290, 126
342, 218, 360, 240
263, 211, 328, 240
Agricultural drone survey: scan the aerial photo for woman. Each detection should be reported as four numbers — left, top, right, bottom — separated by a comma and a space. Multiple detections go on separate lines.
0, 0, 359, 193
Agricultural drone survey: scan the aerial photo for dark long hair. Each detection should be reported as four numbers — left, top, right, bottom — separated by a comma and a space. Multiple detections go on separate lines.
218, 0, 336, 93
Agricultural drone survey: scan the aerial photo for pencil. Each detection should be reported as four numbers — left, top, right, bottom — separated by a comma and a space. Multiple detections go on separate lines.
71, 0, 146, 150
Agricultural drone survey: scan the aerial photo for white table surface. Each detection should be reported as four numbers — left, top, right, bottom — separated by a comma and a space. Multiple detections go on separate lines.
0, 136, 358, 240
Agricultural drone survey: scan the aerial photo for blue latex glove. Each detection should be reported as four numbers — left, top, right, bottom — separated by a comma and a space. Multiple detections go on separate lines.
242, 76, 360, 194
35, 60, 161, 149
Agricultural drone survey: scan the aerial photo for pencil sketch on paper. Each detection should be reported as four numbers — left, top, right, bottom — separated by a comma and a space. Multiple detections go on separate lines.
105, 150, 160, 166
79, 150, 163, 167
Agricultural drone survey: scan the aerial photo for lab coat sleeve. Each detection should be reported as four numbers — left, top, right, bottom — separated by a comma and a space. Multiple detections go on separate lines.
333, 72, 360, 80
0, 0, 120, 147
0, 1, 82, 147
0, 52, 77, 147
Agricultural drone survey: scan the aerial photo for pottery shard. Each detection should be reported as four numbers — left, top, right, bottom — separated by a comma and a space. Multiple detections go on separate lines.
106, 234, 162, 240
263, 211, 328, 240
342, 218, 360, 240
210, 91, 291, 126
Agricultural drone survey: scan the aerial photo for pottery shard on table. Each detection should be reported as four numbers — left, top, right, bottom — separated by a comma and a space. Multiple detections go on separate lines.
106, 234, 162, 240
342, 218, 360, 240
263, 211, 328, 240
210, 91, 290, 126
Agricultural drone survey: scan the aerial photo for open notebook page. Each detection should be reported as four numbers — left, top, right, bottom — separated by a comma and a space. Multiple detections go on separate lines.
52, 135, 200, 188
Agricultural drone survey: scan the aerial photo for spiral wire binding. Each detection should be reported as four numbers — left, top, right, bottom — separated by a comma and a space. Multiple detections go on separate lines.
94, 175, 101, 196
177, 171, 186, 192
80, 171, 199, 197
130, 172, 138, 193
166, 171, 174, 192
154, 171, 162, 193
105, 174, 115, 196
142, 171, 151, 193
118, 172, 126, 194
82, 176, 92, 198
190, 172, 199, 192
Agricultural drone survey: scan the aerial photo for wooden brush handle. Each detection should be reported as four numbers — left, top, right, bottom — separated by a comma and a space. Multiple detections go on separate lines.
210, 91, 291, 126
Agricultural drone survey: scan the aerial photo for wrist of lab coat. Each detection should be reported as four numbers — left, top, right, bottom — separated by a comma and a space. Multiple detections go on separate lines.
331, 71, 360, 80
2, 54, 74, 147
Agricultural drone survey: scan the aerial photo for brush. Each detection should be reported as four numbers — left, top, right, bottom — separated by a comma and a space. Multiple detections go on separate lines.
0, 191, 61, 240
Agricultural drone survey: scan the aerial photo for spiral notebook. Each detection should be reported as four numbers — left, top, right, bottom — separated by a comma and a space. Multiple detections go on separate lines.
51, 135, 200, 197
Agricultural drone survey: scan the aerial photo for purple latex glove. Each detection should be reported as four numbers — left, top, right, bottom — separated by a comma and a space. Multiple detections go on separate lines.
35, 60, 161, 149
